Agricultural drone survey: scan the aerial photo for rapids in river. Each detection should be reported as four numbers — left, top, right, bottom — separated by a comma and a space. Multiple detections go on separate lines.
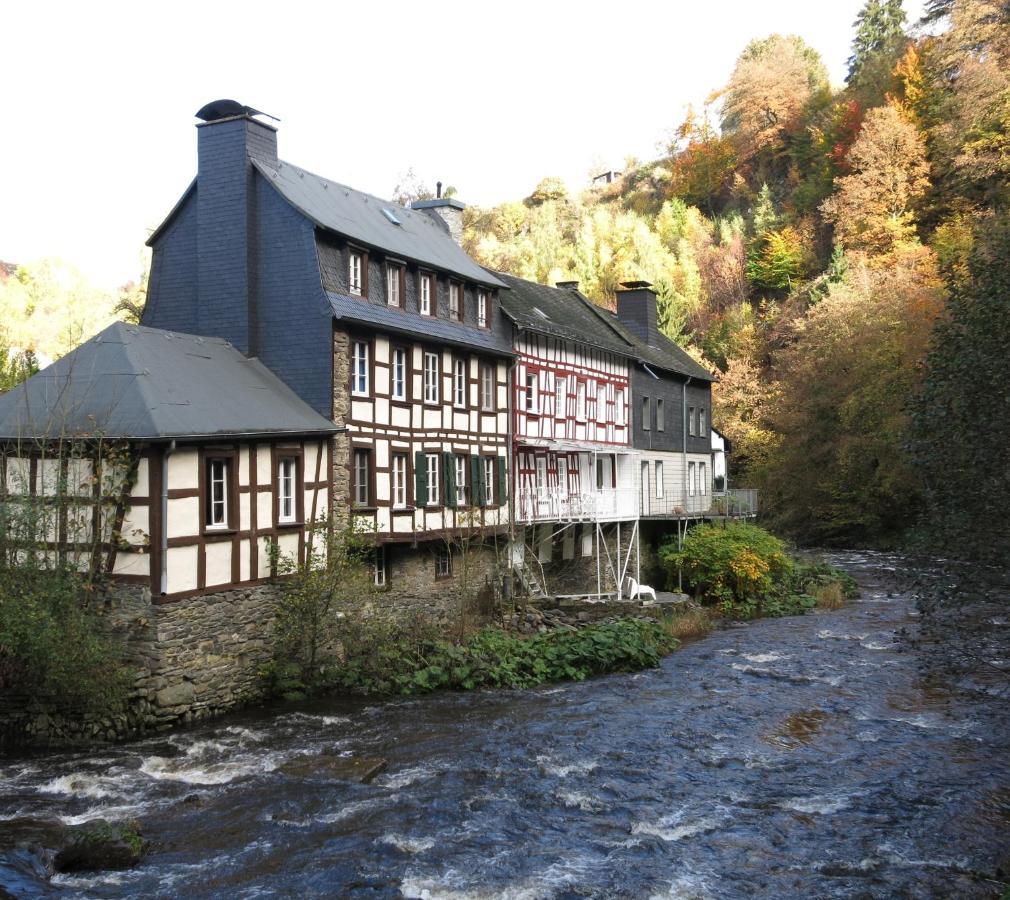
2, 551, 1008, 898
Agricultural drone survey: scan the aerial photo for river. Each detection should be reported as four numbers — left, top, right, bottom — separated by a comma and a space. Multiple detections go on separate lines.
2, 551, 1008, 898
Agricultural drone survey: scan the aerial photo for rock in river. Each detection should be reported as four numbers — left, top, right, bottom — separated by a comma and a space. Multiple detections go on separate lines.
278, 754, 387, 783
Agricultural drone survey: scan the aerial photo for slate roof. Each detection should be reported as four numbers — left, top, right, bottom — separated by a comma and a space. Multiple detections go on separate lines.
0, 322, 338, 441
327, 293, 514, 357
493, 272, 636, 357
254, 159, 506, 289
590, 306, 716, 382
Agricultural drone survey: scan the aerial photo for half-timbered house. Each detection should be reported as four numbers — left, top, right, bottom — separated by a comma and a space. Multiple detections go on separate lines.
141, 101, 513, 605
494, 274, 642, 597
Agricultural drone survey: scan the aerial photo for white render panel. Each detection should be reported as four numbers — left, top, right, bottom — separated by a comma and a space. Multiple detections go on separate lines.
375, 397, 390, 425
257, 492, 273, 530
204, 541, 232, 588
375, 337, 390, 364
168, 450, 199, 490
167, 545, 198, 593
121, 504, 150, 543
167, 497, 199, 539
257, 443, 272, 485
391, 406, 410, 428
352, 400, 373, 421
239, 493, 251, 532
112, 551, 149, 578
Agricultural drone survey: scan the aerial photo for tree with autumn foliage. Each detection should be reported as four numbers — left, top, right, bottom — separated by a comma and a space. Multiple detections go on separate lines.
821, 104, 930, 256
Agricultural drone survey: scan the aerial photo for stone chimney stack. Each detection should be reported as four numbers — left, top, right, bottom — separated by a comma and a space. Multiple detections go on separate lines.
194, 99, 278, 355
411, 196, 466, 246
615, 281, 659, 346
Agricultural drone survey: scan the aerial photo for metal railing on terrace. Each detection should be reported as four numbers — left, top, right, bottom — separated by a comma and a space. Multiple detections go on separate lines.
710, 489, 759, 518
515, 487, 639, 523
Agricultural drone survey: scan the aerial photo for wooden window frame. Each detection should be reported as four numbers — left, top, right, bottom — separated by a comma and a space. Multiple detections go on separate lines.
273, 447, 305, 528
391, 452, 409, 509
419, 272, 434, 316
576, 380, 586, 421
596, 384, 607, 424
524, 371, 539, 415
688, 460, 697, 497
423, 351, 440, 405
453, 356, 467, 409
699, 462, 707, 495
200, 449, 238, 535
699, 407, 707, 437
385, 262, 405, 308
454, 454, 469, 507
391, 345, 410, 403
425, 452, 441, 507
348, 248, 368, 297
480, 363, 495, 412
616, 388, 626, 426
483, 455, 496, 506
351, 340, 370, 397
477, 290, 489, 328
449, 281, 462, 322
435, 547, 452, 580
555, 376, 566, 419
352, 447, 373, 508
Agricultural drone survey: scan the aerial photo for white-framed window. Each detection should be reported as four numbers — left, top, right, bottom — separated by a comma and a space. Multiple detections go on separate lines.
426, 452, 440, 505
205, 457, 229, 529
420, 273, 433, 315
392, 453, 407, 509
353, 448, 370, 507
483, 456, 495, 505
351, 341, 369, 396
688, 407, 695, 436
656, 461, 665, 498
386, 264, 402, 307
688, 461, 696, 497
700, 462, 707, 495
555, 376, 566, 418
455, 455, 468, 506
481, 364, 494, 411
435, 547, 452, 578
449, 282, 461, 320
616, 389, 626, 426
349, 251, 363, 296
392, 347, 407, 401
278, 456, 297, 523
373, 545, 387, 587
642, 396, 651, 430
557, 457, 568, 497
657, 398, 665, 432
524, 372, 538, 413
477, 291, 488, 327
423, 351, 439, 404
454, 358, 467, 408
596, 384, 607, 422
576, 381, 586, 420
699, 408, 707, 436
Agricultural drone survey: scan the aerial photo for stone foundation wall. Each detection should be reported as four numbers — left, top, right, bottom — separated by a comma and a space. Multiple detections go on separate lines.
524, 523, 639, 598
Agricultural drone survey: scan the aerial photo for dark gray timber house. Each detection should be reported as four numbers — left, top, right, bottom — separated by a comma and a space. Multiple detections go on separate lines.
142, 100, 514, 606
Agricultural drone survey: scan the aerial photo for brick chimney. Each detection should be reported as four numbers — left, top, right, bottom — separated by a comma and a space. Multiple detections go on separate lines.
411, 193, 466, 246
195, 100, 278, 355
615, 281, 659, 346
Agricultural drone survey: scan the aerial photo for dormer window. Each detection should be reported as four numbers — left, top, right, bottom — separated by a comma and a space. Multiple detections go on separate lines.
386, 263, 404, 308
449, 283, 461, 321
420, 273, 433, 316
349, 250, 365, 296
477, 291, 489, 328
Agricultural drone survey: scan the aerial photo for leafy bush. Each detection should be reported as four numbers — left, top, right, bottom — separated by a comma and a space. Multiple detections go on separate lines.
295, 618, 677, 698
660, 522, 793, 608
0, 564, 130, 712
658, 523, 856, 619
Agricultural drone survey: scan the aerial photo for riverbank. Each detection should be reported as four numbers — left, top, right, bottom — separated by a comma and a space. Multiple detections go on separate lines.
2, 550, 1007, 898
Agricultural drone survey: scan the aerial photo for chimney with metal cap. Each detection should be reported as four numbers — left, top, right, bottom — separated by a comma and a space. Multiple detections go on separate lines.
615, 281, 659, 346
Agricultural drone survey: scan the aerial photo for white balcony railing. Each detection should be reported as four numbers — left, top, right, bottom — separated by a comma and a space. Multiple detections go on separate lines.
516, 487, 639, 523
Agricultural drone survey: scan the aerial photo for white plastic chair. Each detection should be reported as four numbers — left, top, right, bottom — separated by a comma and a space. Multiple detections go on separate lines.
624, 577, 656, 603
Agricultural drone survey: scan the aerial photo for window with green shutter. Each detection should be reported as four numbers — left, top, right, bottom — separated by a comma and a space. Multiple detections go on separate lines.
414, 451, 427, 507
443, 451, 457, 507
471, 455, 485, 507
496, 455, 508, 503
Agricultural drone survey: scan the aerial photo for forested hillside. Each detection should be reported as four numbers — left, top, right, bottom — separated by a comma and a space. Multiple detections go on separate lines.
463, 0, 1010, 559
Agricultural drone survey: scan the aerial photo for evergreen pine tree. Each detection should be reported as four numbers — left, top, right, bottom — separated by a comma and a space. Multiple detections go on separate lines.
847, 0, 907, 82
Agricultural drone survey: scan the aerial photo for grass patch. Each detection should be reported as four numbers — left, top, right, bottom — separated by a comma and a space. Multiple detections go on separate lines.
813, 581, 847, 610
659, 606, 716, 642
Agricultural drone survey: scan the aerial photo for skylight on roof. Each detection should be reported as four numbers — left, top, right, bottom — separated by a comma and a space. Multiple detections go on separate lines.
381, 208, 402, 226
533, 307, 550, 320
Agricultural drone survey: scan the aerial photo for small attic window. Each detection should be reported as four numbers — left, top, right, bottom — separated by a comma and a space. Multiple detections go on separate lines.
381, 208, 402, 226
533, 307, 550, 320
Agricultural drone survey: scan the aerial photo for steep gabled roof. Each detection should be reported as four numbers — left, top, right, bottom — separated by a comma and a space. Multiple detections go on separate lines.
580, 300, 716, 383
493, 272, 636, 357
327, 293, 514, 357
0, 322, 338, 441
253, 159, 506, 289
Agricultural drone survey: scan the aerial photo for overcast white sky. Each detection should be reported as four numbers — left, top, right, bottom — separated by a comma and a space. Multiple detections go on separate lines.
0, 0, 924, 288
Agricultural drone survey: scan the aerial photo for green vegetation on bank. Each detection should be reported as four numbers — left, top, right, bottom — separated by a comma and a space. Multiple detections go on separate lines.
264, 617, 677, 700
660, 522, 857, 618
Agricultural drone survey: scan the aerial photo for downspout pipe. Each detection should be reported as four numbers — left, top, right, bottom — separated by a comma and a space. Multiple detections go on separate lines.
160, 439, 177, 595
